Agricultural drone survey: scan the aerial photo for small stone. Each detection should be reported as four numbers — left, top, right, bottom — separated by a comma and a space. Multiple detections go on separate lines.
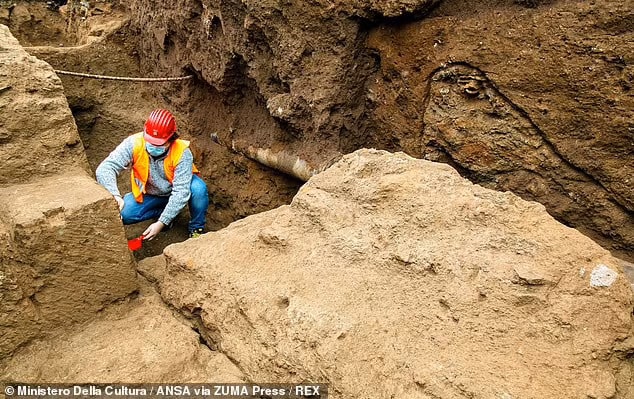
513, 264, 553, 285
10, 4, 32, 25
590, 264, 618, 287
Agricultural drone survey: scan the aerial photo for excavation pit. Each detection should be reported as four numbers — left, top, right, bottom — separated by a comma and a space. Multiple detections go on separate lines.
1, 1, 633, 396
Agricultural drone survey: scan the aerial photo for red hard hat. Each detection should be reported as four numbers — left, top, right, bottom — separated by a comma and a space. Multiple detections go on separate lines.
143, 109, 176, 145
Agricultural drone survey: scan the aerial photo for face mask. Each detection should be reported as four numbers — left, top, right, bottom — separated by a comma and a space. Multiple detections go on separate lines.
146, 143, 168, 157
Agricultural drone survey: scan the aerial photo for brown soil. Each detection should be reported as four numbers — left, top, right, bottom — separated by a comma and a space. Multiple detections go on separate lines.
367, 0, 634, 260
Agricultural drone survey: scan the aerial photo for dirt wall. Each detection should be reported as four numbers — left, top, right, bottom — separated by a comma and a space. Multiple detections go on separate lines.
127, 0, 390, 164
127, 0, 633, 258
367, 0, 634, 257
0, 23, 90, 186
0, 173, 138, 359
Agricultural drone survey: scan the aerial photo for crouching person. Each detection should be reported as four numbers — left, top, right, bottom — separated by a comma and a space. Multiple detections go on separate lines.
96, 109, 209, 240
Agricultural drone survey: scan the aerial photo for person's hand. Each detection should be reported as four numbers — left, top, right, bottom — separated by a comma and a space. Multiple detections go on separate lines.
114, 195, 125, 211
142, 221, 165, 241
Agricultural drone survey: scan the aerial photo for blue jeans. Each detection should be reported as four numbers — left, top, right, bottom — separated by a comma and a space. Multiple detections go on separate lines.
120, 175, 209, 232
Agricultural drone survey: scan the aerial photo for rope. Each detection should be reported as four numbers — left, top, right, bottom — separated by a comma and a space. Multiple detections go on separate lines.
53, 69, 194, 82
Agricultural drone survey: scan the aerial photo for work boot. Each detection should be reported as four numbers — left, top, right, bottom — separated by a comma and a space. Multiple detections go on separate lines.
188, 228, 204, 239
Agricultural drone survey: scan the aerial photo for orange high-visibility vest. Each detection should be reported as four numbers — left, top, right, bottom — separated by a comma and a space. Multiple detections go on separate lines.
130, 132, 200, 203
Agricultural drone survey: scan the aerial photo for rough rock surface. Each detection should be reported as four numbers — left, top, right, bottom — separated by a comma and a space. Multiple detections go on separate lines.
0, 24, 90, 186
0, 173, 138, 359
0, 279, 245, 383
0, 25, 137, 359
127, 0, 633, 257
141, 149, 634, 399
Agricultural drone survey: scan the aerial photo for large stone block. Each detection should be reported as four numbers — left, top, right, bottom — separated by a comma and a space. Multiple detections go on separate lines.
0, 173, 138, 359
0, 24, 90, 186
143, 149, 634, 398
